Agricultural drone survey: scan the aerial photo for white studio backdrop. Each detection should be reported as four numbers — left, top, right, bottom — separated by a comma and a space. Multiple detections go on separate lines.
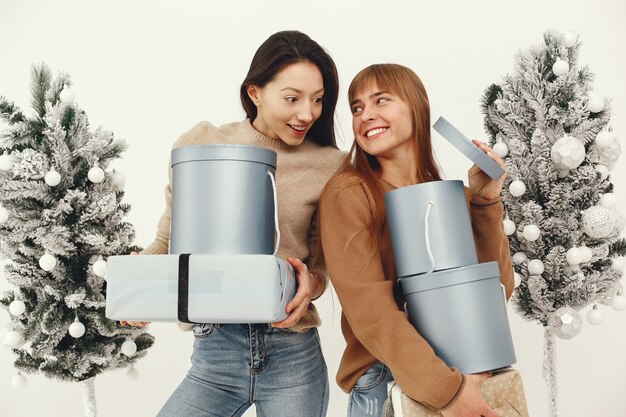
0, 1, 625, 416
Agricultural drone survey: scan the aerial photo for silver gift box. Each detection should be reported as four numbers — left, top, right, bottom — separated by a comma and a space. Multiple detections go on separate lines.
105, 254, 296, 323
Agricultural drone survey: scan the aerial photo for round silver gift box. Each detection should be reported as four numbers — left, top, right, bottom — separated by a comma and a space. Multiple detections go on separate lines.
170, 144, 277, 255
399, 262, 516, 374
384, 180, 478, 277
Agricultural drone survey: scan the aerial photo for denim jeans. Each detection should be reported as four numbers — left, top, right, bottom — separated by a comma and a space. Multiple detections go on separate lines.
156, 323, 329, 417
347, 362, 393, 417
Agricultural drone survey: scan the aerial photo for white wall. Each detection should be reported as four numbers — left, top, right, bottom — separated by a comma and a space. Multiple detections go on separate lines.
1, 1, 625, 416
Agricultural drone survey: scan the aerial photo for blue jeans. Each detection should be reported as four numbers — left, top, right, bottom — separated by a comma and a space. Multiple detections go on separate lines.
347, 362, 393, 417
156, 323, 329, 417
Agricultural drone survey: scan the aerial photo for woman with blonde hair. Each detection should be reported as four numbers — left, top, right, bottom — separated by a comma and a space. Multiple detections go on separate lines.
318, 63, 514, 417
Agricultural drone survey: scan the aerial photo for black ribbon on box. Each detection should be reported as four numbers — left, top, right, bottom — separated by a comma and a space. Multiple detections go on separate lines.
177, 254, 195, 324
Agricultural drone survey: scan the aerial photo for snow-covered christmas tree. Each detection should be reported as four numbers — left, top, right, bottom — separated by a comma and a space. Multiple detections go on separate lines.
0, 64, 154, 417
481, 31, 625, 416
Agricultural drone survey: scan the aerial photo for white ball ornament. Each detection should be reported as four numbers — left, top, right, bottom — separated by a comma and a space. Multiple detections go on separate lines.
0, 205, 9, 223
596, 164, 609, 180
586, 306, 603, 325
88, 166, 105, 183
587, 96, 605, 113
612, 295, 626, 311
4, 329, 23, 348
92, 259, 108, 278
595, 131, 615, 149
111, 171, 126, 188
44, 169, 61, 187
493, 141, 509, 158
0, 153, 13, 171
68, 319, 86, 338
121, 340, 137, 357
599, 193, 617, 209
563, 31, 577, 48
59, 86, 75, 105
611, 257, 625, 272
127, 365, 139, 380
581, 205, 625, 239
9, 300, 26, 317
509, 180, 526, 197
552, 59, 570, 77
512, 252, 527, 264
566, 247, 582, 266
528, 259, 545, 275
551, 135, 585, 170
503, 219, 516, 235
549, 306, 583, 339
514, 272, 522, 288
12, 374, 27, 389
578, 246, 593, 263
39, 254, 57, 271
523, 224, 540, 241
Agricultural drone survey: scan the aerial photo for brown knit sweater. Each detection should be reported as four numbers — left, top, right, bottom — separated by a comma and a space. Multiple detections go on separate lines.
142, 119, 345, 331
318, 173, 514, 409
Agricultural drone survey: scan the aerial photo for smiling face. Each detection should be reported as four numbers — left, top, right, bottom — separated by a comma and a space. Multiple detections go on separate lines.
350, 81, 415, 159
247, 61, 324, 146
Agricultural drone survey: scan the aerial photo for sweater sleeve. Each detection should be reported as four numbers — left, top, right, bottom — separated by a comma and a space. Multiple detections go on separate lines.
320, 181, 464, 409
465, 189, 515, 300
305, 209, 328, 300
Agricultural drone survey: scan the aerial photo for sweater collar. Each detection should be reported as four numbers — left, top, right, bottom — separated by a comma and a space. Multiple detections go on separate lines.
242, 118, 291, 150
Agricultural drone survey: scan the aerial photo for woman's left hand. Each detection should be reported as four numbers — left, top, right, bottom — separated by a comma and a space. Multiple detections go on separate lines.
468, 139, 508, 200
271, 257, 318, 329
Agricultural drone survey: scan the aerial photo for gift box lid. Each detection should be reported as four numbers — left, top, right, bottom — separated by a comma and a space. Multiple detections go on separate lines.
433, 117, 505, 181
399, 261, 500, 293
172, 144, 277, 168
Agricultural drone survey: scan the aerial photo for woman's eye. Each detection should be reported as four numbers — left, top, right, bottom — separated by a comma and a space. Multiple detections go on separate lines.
351, 106, 363, 114
285, 97, 298, 103
377, 97, 390, 104
313, 96, 323, 104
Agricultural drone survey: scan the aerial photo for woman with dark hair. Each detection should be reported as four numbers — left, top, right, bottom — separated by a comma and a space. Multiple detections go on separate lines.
122, 30, 344, 417
318, 64, 514, 417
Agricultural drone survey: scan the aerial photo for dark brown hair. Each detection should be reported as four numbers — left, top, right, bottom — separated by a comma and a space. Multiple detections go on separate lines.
240, 30, 339, 148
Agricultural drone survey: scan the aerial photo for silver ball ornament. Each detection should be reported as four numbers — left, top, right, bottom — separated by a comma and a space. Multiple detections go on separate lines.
612, 295, 626, 311
552, 59, 570, 76
578, 246, 593, 263
121, 340, 137, 356
512, 252, 527, 264
587, 96, 605, 113
595, 131, 615, 149
111, 171, 126, 188
68, 320, 86, 338
514, 272, 522, 288
563, 31, 577, 48
92, 259, 108, 277
509, 180, 526, 197
127, 366, 139, 380
586, 306, 603, 325
599, 193, 617, 209
59, 87, 76, 105
39, 254, 57, 271
528, 259, 545, 275
611, 257, 625, 272
566, 247, 582, 266
493, 142, 509, 158
9, 300, 26, 317
88, 166, 105, 183
12, 374, 27, 389
596, 164, 609, 180
551, 135, 585, 170
44, 170, 61, 187
0, 205, 9, 223
549, 306, 583, 340
581, 205, 625, 239
4, 329, 23, 348
503, 219, 516, 235
0, 153, 13, 171
523, 224, 540, 241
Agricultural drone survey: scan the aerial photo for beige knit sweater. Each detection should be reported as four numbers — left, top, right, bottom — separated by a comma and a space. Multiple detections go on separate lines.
142, 119, 345, 331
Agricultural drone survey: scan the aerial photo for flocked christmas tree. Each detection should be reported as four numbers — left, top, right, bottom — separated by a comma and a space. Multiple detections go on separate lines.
481, 31, 625, 417
0, 64, 154, 417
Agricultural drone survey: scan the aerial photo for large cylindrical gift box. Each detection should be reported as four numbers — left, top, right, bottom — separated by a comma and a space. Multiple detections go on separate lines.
170, 144, 277, 254
399, 262, 516, 374
384, 180, 477, 277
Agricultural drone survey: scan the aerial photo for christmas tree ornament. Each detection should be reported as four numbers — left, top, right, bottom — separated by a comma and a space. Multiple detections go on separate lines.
3, 329, 23, 348
111, 170, 126, 188
550, 135, 585, 170
503, 219, 516, 235
68, 319, 86, 338
581, 205, 625, 239
611, 257, 625, 272
590, 139, 621, 171
59, 86, 75, 105
522, 224, 540, 241
38, 253, 57, 271
0, 153, 13, 171
548, 306, 583, 339
92, 259, 108, 278
586, 305, 603, 325
566, 247, 582, 266
528, 259, 545, 275
595, 164, 609, 180
493, 141, 509, 158
599, 193, 617, 209
44, 169, 62, 186
612, 294, 626, 311
126, 365, 139, 380
595, 131, 615, 149
512, 252, 527, 264
9, 300, 26, 316
563, 31, 577, 48
121, 340, 137, 357
509, 180, 526, 197
552, 59, 569, 77
87, 165, 105, 183
0, 205, 9, 223
587, 96, 605, 113
11, 373, 27, 389
599, 283, 623, 306
513, 272, 522, 288
578, 245, 593, 263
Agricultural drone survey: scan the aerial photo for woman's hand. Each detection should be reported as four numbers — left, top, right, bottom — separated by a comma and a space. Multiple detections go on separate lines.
271, 257, 319, 329
441, 372, 499, 417
119, 251, 151, 328
468, 140, 508, 200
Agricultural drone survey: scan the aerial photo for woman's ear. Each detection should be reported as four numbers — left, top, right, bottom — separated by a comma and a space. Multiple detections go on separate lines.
246, 85, 262, 107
